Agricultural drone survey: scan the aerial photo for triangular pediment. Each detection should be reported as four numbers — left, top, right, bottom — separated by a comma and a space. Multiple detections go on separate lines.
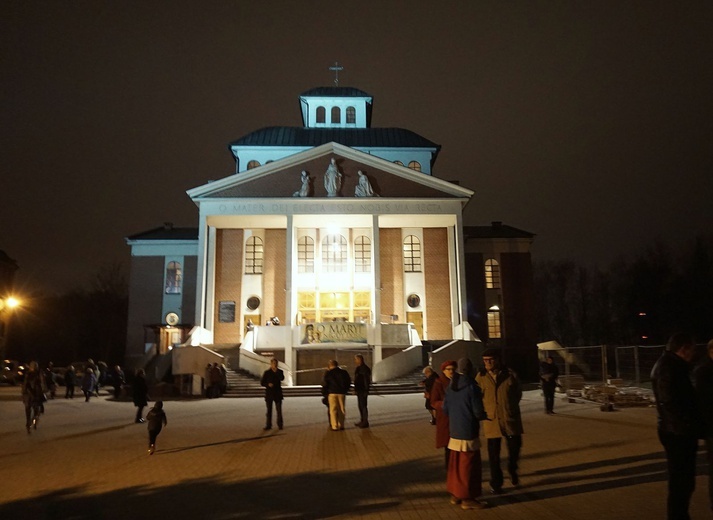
187, 143, 472, 201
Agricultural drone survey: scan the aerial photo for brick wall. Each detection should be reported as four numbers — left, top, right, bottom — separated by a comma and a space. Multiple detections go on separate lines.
424, 228, 452, 339
264, 229, 286, 323
214, 229, 243, 343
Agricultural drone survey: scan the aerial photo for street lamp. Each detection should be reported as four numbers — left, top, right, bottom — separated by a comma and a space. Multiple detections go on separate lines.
0, 295, 22, 360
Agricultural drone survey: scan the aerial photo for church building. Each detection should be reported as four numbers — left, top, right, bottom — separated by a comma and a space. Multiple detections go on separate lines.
125, 83, 536, 386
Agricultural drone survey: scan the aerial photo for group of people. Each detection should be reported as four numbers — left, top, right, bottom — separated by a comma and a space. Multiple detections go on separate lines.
651, 334, 713, 520
259, 355, 372, 433
426, 348, 523, 510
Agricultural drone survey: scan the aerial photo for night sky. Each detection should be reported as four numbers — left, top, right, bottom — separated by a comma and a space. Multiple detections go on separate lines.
2, 1, 712, 294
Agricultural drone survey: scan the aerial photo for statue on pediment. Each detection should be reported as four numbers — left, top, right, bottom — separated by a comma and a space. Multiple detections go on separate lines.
293, 170, 312, 197
355, 170, 377, 197
324, 158, 342, 197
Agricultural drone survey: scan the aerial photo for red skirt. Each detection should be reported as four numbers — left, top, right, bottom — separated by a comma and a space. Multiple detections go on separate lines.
446, 450, 482, 500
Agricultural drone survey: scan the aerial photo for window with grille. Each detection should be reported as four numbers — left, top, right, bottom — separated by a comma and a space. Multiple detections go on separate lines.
245, 236, 263, 274
403, 235, 422, 273
298, 236, 315, 273
322, 234, 347, 272
408, 161, 421, 172
247, 160, 260, 170
485, 259, 501, 289
346, 106, 356, 124
488, 311, 502, 338
331, 106, 341, 124
165, 261, 182, 294
354, 235, 371, 272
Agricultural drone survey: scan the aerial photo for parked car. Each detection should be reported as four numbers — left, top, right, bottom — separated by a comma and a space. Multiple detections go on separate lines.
0, 360, 25, 385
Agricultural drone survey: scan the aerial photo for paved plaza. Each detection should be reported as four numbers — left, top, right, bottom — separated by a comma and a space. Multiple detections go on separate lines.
0, 386, 710, 519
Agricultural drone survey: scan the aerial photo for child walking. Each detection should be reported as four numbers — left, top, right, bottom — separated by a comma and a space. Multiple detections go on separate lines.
146, 400, 167, 455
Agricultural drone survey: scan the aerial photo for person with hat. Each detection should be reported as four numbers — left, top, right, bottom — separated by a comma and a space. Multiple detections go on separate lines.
430, 360, 457, 469
442, 357, 488, 510
475, 348, 524, 494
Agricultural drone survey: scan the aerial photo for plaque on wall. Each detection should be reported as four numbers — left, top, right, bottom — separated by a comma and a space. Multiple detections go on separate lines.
218, 301, 236, 323
246, 296, 261, 311
407, 294, 421, 308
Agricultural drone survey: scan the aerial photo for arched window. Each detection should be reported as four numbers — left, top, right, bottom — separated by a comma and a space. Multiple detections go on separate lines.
403, 235, 422, 273
394, 160, 404, 166
331, 106, 341, 124
487, 307, 502, 338
298, 236, 315, 273
408, 161, 421, 172
485, 259, 500, 289
354, 236, 371, 272
316, 106, 326, 123
322, 234, 347, 272
247, 160, 261, 170
346, 106, 356, 124
165, 261, 182, 294
245, 236, 263, 274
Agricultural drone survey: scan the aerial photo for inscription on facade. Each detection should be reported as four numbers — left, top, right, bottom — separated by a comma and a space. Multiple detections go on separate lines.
217, 202, 444, 214
300, 322, 367, 344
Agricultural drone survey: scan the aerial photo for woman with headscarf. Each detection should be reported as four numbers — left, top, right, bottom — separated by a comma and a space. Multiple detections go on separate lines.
430, 360, 457, 470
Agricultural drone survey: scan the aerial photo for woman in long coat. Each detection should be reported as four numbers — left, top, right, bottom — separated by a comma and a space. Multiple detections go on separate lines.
132, 369, 149, 423
430, 360, 457, 469
22, 361, 45, 433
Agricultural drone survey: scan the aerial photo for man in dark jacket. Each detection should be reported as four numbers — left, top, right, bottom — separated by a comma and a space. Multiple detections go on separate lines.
539, 355, 559, 414
322, 360, 351, 431
353, 354, 371, 428
694, 339, 713, 513
651, 333, 701, 520
260, 358, 285, 430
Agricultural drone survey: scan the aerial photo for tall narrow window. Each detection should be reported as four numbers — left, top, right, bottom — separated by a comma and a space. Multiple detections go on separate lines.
165, 261, 182, 294
408, 161, 422, 172
322, 234, 347, 272
247, 160, 261, 170
354, 235, 371, 272
403, 235, 422, 273
331, 106, 341, 124
346, 106, 356, 124
298, 236, 315, 273
316, 106, 326, 123
485, 259, 500, 289
245, 236, 263, 274
487, 309, 502, 338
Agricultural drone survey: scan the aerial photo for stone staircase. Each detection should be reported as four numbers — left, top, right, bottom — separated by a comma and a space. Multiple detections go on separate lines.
222, 367, 425, 398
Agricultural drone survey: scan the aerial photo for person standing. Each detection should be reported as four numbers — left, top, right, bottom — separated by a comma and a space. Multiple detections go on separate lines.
430, 360, 457, 470
22, 361, 45, 433
475, 348, 524, 494
112, 365, 126, 399
353, 354, 371, 428
442, 358, 487, 510
651, 333, 701, 520
322, 360, 351, 431
421, 365, 439, 425
132, 368, 149, 423
81, 366, 97, 402
146, 400, 167, 455
694, 338, 713, 513
64, 365, 76, 399
260, 358, 284, 430
539, 355, 559, 414
44, 362, 57, 399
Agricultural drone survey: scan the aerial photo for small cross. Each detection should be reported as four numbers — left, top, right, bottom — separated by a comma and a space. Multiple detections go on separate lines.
329, 61, 344, 87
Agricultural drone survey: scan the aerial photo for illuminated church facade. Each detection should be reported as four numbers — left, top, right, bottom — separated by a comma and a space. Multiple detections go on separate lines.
125, 86, 536, 386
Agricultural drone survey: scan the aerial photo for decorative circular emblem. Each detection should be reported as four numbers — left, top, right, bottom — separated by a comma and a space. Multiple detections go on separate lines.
165, 312, 179, 326
246, 296, 261, 311
407, 294, 421, 308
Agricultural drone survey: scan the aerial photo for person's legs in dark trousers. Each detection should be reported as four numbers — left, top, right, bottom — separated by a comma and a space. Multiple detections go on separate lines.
135, 406, 145, 423
543, 382, 555, 413
24, 403, 32, 431
148, 428, 160, 454
264, 397, 274, 429
357, 392, 368, 425
275, 400, 283, 429
505, 435, 522, 485
487, 437, 504, 492
659, 431, 697, 520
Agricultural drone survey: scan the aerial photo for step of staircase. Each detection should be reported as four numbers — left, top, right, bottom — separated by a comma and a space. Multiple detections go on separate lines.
221, 367, 425, 398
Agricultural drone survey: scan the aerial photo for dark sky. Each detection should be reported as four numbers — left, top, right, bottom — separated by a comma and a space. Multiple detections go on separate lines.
2, 1, 712, 294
